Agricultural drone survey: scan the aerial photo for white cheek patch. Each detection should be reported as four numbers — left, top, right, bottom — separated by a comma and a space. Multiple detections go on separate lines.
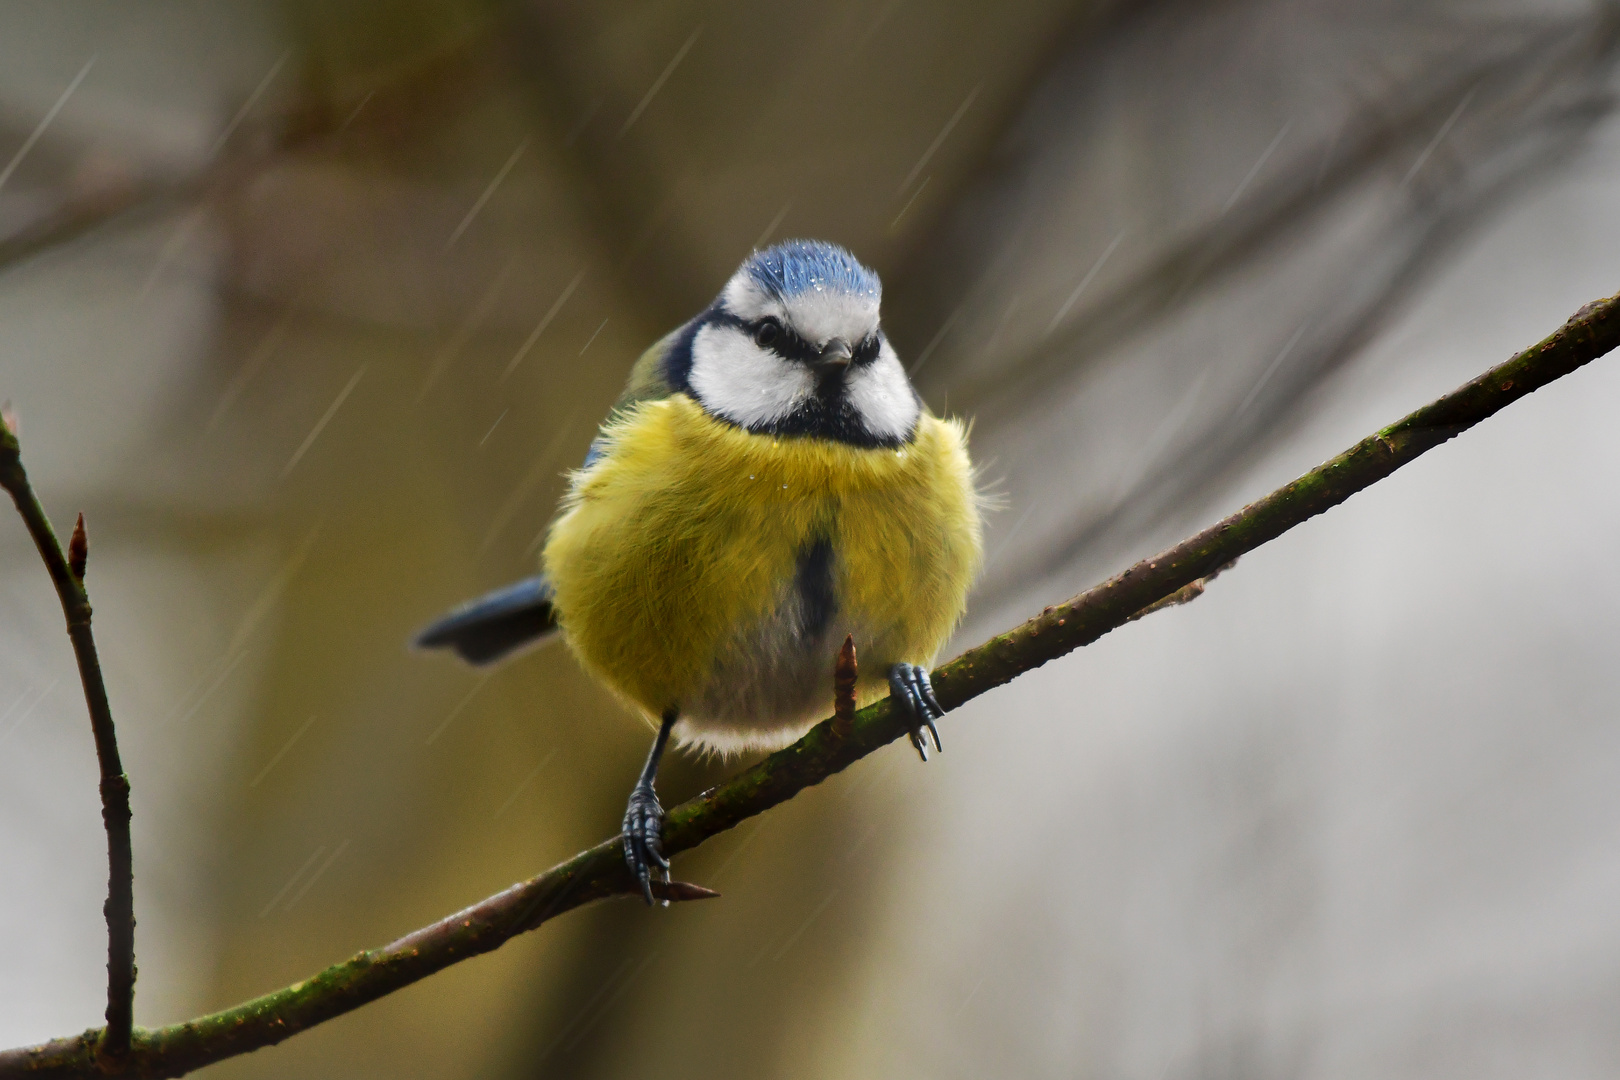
845, 341, 920, 441
688, 323, 814, 428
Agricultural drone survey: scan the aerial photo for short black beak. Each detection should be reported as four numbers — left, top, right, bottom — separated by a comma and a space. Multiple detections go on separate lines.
816, 338, 854, 374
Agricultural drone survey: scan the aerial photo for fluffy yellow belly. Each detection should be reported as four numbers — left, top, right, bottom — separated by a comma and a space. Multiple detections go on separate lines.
542, 394, 982, 754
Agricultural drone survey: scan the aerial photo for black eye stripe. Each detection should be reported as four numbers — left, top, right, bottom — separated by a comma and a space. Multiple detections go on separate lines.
709, 311, 815, 362
710, 311, 883, 366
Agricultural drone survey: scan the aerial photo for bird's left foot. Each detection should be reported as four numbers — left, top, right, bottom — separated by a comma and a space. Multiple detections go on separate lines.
888, 663, 944, 762
622, 781, 669, 906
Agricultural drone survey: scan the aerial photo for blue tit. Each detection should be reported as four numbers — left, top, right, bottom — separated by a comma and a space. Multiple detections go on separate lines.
416, 240, 983, 903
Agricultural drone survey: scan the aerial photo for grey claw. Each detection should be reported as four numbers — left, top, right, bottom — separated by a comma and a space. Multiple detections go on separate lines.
919, 682, 944, 752
890, 663, 945, 763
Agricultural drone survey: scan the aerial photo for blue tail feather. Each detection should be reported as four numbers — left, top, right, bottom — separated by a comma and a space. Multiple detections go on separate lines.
414, 576, 559, 665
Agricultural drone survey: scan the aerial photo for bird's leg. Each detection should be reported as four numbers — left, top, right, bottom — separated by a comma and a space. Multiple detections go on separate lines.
888, 663, 944, 762
623, 708, 677, 906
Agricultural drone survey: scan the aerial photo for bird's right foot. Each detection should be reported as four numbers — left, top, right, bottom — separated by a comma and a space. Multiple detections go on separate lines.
888, 662, 944, 762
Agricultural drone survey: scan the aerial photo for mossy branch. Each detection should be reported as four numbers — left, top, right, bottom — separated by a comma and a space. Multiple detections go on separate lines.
2, 292, 1617, 1078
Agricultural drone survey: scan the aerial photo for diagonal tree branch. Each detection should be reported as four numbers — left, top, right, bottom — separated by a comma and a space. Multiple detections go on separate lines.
0, 419, 135, 1066
1, 290, 1616, 1079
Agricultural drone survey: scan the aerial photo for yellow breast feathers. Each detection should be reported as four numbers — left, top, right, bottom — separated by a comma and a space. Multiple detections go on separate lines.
543, 393, 982, 751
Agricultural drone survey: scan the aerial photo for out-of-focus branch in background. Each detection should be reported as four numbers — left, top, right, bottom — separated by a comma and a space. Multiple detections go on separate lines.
896, 3, 1620, 608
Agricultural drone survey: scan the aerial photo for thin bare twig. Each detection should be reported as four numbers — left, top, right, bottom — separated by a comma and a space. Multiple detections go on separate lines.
1, 291, 1616, 1079
0, 419, 134, 1066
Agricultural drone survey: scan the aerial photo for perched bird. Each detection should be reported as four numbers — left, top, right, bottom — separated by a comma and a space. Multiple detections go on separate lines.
416, 240, 983, 902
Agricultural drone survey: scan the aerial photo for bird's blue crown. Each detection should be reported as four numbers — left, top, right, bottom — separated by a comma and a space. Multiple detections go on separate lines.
743, 240, 881, 301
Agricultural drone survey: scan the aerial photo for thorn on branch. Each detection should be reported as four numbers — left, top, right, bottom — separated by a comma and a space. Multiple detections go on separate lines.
650, 880, 721, 903
69, 513, 87, 581
832, 634, 858, 738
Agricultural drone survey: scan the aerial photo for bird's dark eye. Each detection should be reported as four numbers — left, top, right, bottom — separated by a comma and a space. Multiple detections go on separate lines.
754, 319, 781, 348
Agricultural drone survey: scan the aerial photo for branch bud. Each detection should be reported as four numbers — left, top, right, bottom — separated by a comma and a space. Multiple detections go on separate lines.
69, 512, 88, 581
832, 634, 858, 738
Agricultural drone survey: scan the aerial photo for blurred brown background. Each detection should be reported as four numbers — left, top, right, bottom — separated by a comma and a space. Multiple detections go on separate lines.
4, 1, 1620, 1077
